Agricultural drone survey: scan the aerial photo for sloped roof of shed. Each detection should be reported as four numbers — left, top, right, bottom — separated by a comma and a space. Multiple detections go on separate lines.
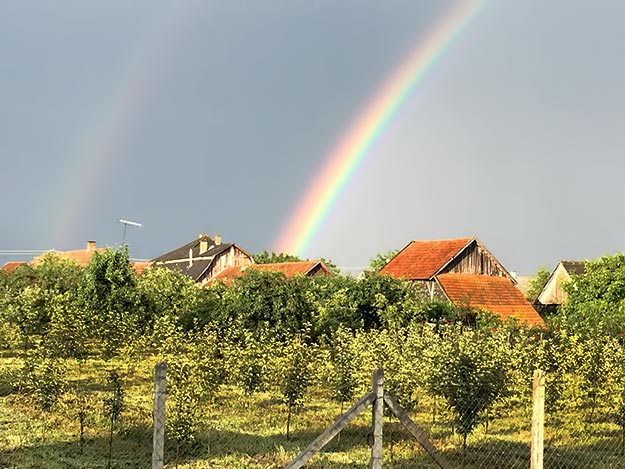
380, 237, 473, 280
436, 273, 544, 327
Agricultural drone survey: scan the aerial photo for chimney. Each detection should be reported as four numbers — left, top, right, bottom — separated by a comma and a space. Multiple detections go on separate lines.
199, 239, 208, 254
215, 234, 221, 246
189, 248, 193, 267
86, 241, 96, 252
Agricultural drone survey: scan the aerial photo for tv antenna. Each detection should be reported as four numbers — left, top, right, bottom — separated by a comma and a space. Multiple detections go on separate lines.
118, 218, 142, 246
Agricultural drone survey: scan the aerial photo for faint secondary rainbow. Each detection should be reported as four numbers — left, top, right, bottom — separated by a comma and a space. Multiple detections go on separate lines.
275, 0, 486, 257
50, 4, 202, 248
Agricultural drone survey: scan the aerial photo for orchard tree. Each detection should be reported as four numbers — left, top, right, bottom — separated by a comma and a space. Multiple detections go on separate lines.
525, 266, 551, 303
561, 254, 625, 336
78, 248, 142, 355
427, 331, 511, 451
368, 249, 400, 272
278, 332, 315, 439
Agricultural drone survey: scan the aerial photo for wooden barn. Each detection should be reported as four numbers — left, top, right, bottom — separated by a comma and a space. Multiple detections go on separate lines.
535, 260, 586, 313
151, 234, 253, 284
380, 237, 515, 299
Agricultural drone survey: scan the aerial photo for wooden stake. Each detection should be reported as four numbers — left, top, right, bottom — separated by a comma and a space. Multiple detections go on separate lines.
370, 368, 384, 469
531, 369, 545, 469
152, 362, 166, 469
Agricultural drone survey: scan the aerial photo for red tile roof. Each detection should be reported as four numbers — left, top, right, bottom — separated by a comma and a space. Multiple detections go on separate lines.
252, 261, 329, 277
206, 261, 330, 286
30, 242, 105, 268
436, 274, 544, 327
132, 261, 152, 275
1, 261, 25, 273
380, 238, 473, 280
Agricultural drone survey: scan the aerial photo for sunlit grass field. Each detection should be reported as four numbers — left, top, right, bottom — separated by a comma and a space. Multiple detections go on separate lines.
1, 352, 624, 468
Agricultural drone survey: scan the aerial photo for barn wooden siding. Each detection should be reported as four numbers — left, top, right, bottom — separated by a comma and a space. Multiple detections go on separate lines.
204, 246, 253, 281
442, 241, 509, 279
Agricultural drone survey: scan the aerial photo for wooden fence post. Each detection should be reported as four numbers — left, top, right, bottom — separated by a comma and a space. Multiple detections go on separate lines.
531, 369, 545, 469
152, 362, 167, 469
370, 368, 384, 469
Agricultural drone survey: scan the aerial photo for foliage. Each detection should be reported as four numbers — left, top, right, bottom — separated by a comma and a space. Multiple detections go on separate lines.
427, 330, 511, 448
561, 254, 625, 336
103, 370, 124, 469
525, 266, 551, 303
368, 249, 399, 272
16, 346, 67, 411
252, 251, 340, 274
78, 248, 143, 355
277, 331, 315, 439
252, 251, 304, 264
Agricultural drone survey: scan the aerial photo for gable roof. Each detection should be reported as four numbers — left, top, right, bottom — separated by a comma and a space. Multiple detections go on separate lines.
2, 261, 25, 273
561, 260, 586, 276
207, 261, 330, 286
30, 241, 105, 267
536, 260, 586, 307
436, 273, 544, 327
155, 242, 236, 281
380, 237, 474, 280
253, 261, 330, 276
151, 234, 220, 263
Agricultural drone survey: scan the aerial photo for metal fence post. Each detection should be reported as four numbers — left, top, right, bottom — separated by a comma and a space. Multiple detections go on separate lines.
370, 368, 384, 469
152, 362, 167, 469
531, 369, 545, 469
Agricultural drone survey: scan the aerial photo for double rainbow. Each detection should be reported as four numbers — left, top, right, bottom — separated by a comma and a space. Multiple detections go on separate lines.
275, 0, 486, 257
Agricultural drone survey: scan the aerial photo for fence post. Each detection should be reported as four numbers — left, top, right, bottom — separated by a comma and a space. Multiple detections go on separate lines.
531, 369, 545, 469
370, 368, 384, 469
152, 362, 167, 469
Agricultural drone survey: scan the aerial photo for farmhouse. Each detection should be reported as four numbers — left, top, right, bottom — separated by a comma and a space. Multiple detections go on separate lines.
207, 260, 331, 285
535, 260, 586, 313
151, 233, 253, 284
380, 237, 515, 299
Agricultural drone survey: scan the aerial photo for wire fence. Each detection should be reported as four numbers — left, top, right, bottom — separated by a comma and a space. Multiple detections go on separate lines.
3, 357, 625, 468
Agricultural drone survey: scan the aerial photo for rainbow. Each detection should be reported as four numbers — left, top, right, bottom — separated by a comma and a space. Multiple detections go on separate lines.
275, 0, 486, 257
50, 4, 201, 248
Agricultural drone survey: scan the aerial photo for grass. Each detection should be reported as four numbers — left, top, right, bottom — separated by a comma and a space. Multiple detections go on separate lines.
1, 352, 625, 468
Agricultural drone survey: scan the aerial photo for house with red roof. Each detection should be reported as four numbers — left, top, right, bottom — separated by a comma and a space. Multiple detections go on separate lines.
206, 260, 331, 286
30, 241, 105, 267
152, 234, 253, 284
380, 237, 515, 299
380, 237, 543, 327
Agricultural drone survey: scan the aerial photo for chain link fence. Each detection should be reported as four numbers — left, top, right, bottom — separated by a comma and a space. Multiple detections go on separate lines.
3, 357, 625, 467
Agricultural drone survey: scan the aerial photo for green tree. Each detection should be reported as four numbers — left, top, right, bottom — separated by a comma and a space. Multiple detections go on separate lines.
560, 254, 625, 336
78, 248, 143, 355
252, 251, 340, 274
368, 249, 399, 272
252, 251, 303, 264
525, 266, 551, 303
277, 332, 315, 439
427, 331, 511, 451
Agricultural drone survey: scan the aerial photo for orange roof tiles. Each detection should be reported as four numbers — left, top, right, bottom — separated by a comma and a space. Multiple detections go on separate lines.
30, 241, 104, 268
1, 261, 25, 273
380, 238, 473, 280
436, 273, 544, 327
132, 261, 152, 275
206, 261, 330, 286
252, 261, 329, 276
